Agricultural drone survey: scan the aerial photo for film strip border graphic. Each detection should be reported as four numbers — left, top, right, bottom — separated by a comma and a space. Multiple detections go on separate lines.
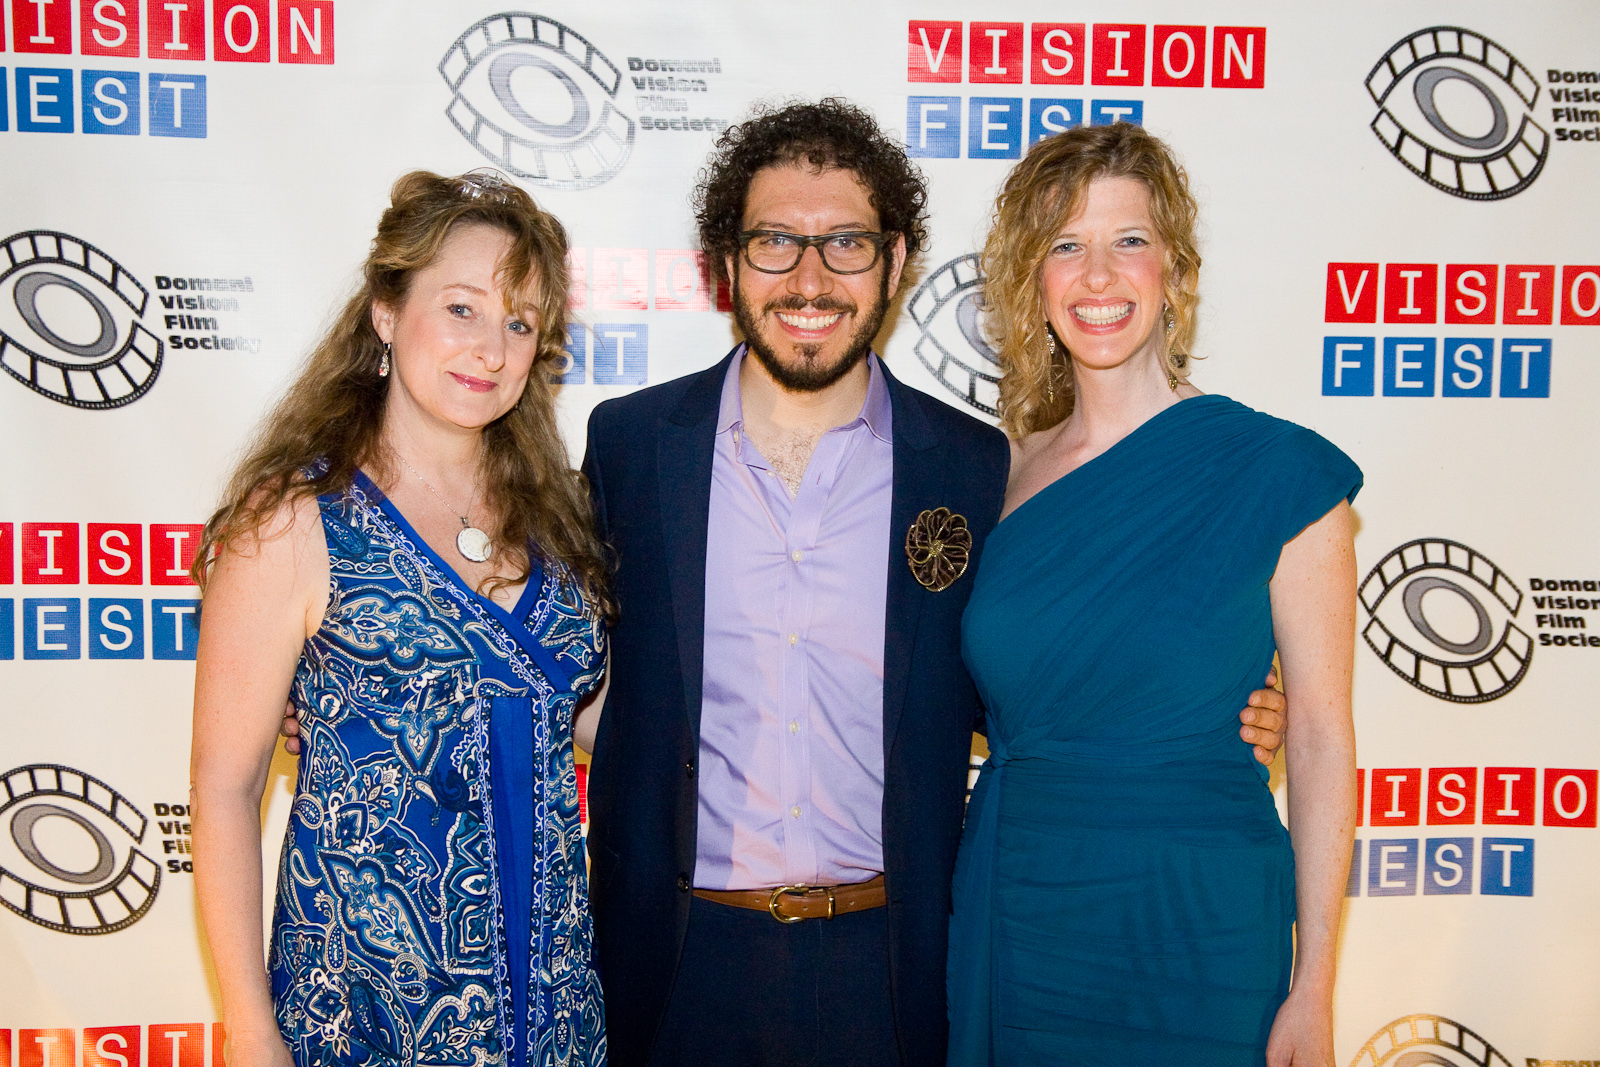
909, 254, 1002, 417
439, 13, 636, 189
0, 764, 161, 935
1359, 538, 1531, 704
0, 231, 164, 410
1348, 1014, 1514, 1067
1365, 26, 1548, 201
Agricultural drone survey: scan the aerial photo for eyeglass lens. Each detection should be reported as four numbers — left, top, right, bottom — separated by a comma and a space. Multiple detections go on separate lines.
744, 232, 880, 274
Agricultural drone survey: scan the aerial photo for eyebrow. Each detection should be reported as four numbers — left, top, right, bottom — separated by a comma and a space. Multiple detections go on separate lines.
748, 220, 876, 233
441, 282, 489, 295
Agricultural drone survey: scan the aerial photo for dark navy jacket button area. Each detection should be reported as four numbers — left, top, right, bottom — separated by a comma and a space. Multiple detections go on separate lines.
685, 761, 696, 779
677, 873, 690, 892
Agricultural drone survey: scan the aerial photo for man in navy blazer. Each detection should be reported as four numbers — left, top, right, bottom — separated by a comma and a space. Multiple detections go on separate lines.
576, 101, 1285, 1067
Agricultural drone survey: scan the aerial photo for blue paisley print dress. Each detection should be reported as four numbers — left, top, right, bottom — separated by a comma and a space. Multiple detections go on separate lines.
268, 471, 607, 1067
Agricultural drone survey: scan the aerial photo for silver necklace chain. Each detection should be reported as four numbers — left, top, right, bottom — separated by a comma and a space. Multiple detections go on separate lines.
394, 452, 495, 563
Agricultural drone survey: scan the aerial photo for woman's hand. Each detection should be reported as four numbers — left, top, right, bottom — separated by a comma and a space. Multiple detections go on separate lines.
1265, 987, 1334, 1067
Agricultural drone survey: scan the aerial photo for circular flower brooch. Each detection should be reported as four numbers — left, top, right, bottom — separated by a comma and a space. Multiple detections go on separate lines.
905, 507, 971, 592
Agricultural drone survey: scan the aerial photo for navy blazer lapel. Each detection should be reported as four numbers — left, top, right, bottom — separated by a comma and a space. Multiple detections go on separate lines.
657, 349, 736, 740
880, 361, 943, 760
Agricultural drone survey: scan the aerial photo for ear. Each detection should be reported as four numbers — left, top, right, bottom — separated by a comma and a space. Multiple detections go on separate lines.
885, 232, 908, 296
724, 253, 739, 298
370, 300, 396, 345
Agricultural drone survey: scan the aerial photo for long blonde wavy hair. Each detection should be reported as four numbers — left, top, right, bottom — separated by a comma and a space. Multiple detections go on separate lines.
195, 170, 612, 616
982, 124, 1201, 437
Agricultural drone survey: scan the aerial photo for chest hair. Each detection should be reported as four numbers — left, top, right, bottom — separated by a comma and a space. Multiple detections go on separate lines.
748, 424, 825, 497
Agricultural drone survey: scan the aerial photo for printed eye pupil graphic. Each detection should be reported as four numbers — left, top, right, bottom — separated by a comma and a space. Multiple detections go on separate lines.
489, 52, 592, 137
1360, 539, 1531, 703
1414, 68, 1507, 150
1402, 576, 1492, 655
0, 764, 162, 935
12, 804, 117, 884
440, 13, 636, 190
910, 254, 1002, 417
15, 273, 119, 358
0, 231, 164, 409
1366, 26, 1548, 200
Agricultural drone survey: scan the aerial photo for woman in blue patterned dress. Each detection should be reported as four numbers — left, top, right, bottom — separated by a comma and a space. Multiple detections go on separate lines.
191, 171, 609, 1067
947, 126, 1359, 1065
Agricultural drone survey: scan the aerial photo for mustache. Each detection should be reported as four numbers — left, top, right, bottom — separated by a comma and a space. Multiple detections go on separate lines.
762, 295, 855, 314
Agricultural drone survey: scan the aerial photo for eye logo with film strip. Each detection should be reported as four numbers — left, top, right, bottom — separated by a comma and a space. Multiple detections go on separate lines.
440, 13, 635, 190
0, 764, 161, 935
1348, 1014, 1513, 1067
1360, 538, 1531, 704
0, 231, 163, 409
909, 254, 1002, 417
1366, 26, 1547, 201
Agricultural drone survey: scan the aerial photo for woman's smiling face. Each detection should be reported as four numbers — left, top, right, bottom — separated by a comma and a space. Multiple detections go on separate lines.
373, 222, 541, 434
1037, 175, 1170, 377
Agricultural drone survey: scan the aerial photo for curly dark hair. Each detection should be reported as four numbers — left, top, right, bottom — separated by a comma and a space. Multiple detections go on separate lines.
693, 98, 930, 288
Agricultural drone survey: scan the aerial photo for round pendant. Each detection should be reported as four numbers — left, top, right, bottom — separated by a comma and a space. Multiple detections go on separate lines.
456, 526, 492, 563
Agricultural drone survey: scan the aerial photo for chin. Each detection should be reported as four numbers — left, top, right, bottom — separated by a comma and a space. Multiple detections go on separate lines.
748, 334, 869, 393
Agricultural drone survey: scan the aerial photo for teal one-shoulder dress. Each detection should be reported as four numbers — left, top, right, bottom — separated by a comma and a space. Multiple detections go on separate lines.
948, 395, 1361, 1065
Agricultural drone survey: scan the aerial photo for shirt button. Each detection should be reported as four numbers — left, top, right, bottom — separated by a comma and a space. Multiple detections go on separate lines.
790, 805, 802, 818
791, 550, 802, 562
788, 633, 798, 645
789, 720, 799, 734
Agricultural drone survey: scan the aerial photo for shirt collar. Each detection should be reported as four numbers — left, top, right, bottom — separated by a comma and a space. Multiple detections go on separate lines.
716, 344, 892, 445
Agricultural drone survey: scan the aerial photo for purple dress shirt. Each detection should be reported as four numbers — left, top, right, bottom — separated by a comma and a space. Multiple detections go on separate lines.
694, 347, 894, 891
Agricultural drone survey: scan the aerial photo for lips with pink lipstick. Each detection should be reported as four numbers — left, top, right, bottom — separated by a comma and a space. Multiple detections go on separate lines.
448, 371, 496, 392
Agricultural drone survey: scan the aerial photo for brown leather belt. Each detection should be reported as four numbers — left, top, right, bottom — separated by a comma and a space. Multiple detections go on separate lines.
693, 875, 887, 923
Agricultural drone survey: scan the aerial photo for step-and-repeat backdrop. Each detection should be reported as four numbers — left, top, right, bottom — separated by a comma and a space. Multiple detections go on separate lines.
2, 2, 1595, 1064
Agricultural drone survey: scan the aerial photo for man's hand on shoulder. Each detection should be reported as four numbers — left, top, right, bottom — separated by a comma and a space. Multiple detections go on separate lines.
1240, 670, 1286, 766
280, 702, 301, 756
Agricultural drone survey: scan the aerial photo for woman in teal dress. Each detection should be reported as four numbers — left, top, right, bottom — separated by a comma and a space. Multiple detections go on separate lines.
948, 126, 1360, 1065
191, 172, 609, 1067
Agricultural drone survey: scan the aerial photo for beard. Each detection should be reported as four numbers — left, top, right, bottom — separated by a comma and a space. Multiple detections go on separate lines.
732, 263, 892, 393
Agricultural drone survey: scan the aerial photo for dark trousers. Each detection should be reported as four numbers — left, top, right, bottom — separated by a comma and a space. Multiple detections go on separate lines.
647, 894, 902, 1067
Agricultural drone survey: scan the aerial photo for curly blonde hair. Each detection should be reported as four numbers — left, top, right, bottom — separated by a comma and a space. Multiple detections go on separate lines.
982, 124, 1201, 437
195, 170, 612, 616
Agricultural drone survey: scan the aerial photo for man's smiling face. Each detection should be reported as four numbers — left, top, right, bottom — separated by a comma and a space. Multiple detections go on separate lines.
729, 163, 905, 393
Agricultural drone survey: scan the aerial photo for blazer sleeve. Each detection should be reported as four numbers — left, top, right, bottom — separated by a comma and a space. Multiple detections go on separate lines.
581, 406, 611, 542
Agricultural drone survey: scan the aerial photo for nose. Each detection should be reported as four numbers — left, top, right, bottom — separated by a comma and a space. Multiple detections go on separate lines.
478, 328, 508, 373
785, 243, 834, 302
1082, 243, 1115, 292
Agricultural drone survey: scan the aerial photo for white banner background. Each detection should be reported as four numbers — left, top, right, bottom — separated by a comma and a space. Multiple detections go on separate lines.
2, 3, 1595, 1065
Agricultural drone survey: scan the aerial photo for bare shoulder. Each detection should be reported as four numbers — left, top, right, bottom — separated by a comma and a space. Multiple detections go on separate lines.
1000, 424, 1068, 519
207, 490, 330, 639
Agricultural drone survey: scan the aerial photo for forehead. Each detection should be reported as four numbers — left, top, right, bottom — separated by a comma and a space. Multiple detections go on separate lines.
743, 163, 879, 229
408, 223, 540, 309
421, 222, 517, 276
1059, 175, 1155, 230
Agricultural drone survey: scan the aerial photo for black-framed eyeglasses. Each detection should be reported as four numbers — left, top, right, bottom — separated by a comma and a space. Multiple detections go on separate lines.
738, 230, 891, 275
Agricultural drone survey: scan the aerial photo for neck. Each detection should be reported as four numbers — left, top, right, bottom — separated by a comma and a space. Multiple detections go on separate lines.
738, 347, 872, 436
381, 391, 485, 489
1062, 353, 1179, 448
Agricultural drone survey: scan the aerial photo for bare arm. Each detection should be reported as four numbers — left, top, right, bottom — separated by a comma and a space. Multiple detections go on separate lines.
1264, 501, 1358, 1067
573, 652, 609, 755
190, 498, 327, 1067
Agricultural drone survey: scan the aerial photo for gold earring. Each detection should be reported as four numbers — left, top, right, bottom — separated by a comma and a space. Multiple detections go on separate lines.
1044, 327, 1057, 402
379, 342, 391, 378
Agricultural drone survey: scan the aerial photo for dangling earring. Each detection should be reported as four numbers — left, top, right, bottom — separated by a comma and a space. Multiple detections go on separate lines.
379, 342, 391, 378
1161, 308, 1179, 390
1044, 326, 1057, 402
